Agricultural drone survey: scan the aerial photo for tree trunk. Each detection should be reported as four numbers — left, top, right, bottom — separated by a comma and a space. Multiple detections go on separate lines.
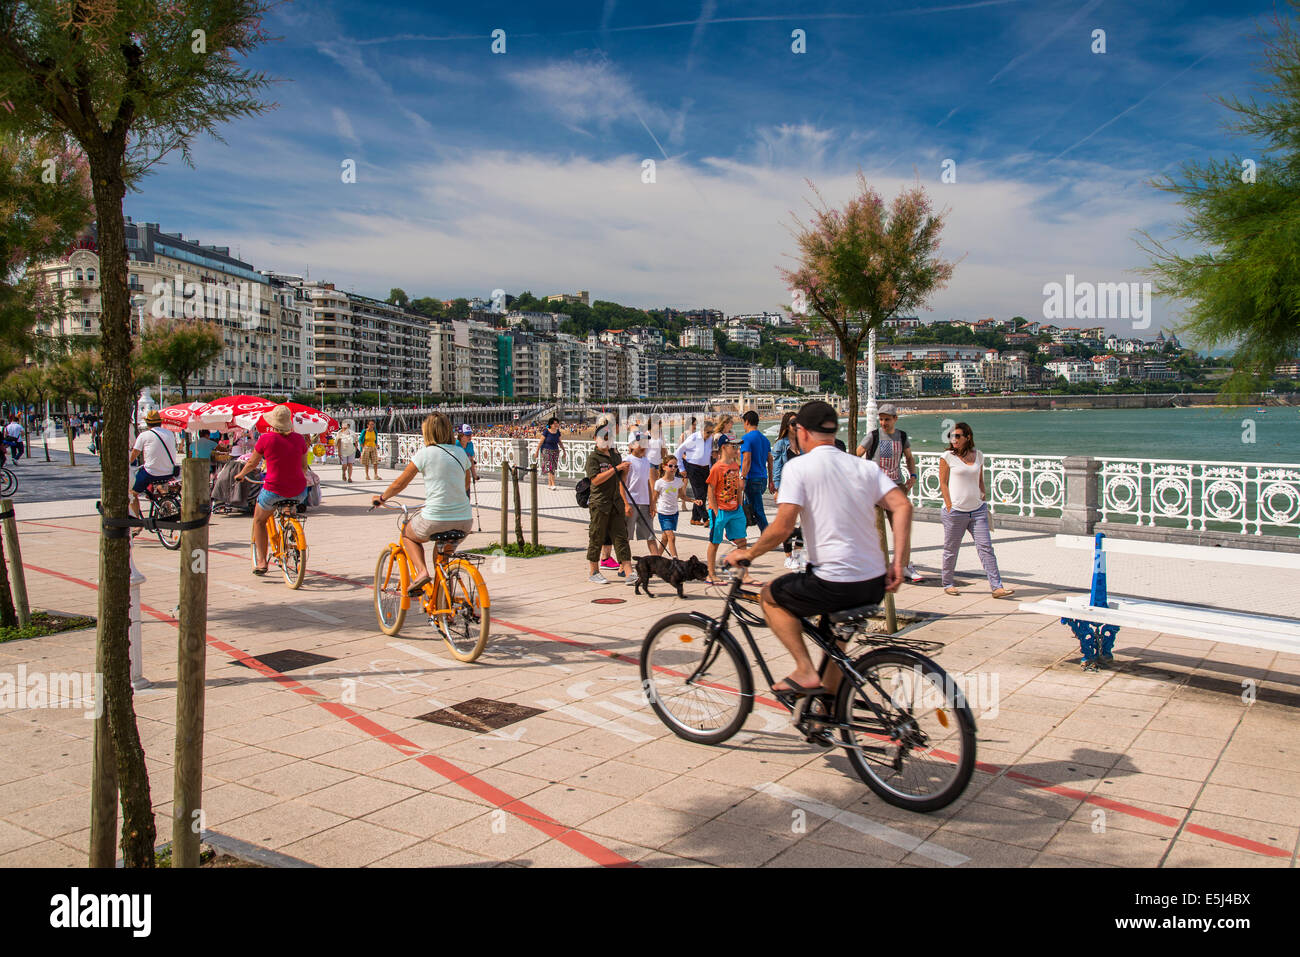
0, 534, 17, 629
844, 334, 861, 450
87, 154, 156, 868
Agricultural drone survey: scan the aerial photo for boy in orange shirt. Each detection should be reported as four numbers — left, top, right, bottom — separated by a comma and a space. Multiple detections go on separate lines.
706, 438, 748, 582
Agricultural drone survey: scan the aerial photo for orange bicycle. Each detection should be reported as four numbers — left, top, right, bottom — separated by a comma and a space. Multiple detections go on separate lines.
371, 502, 490, 661
247, 481, 308, 589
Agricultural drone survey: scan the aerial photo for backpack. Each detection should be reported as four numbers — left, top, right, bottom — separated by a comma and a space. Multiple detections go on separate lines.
862, 428, 907, 460
575, 477, 592, 509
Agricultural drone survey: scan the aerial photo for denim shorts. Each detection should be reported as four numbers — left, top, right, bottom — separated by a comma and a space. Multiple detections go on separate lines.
708, 508, 747, 544
257, 488, 309, 510
657, 513, 679, 532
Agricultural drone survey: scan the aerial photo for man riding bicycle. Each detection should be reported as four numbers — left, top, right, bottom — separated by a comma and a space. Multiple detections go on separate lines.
128, 410, 180, 532
726, 401, 912, 696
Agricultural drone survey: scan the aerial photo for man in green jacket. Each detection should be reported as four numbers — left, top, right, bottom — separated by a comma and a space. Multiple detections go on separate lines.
585, 415, 632, 584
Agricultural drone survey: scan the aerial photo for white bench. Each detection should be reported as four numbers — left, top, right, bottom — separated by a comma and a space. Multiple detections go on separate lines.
1018, 534, 1300, 670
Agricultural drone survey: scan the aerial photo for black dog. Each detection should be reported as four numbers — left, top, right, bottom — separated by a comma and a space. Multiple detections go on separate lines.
633, 555, 709, 598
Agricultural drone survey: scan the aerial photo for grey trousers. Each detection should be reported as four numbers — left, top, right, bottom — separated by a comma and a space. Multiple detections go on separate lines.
941, 503, 1003, 590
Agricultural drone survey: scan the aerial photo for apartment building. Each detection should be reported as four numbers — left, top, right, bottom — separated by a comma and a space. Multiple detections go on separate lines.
680, 326, 714, 351
1044, 359, 1096, 384
727, 326, 762, 348
944, 361, 986, 392
749, 366, 783, 391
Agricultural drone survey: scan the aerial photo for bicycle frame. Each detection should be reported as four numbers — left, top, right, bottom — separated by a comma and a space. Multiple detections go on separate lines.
695, 574, 917, 739
378, 540, 462, 615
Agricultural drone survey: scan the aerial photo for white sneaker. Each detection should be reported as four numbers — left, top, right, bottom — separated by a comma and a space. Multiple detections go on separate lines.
625, 575, 639, 586
906, 564, 923, 583
588, 573, 608, 584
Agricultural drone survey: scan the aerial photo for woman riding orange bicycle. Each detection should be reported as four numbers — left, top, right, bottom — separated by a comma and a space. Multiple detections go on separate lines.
234, 404, 310, 576
372, 412, 472, 593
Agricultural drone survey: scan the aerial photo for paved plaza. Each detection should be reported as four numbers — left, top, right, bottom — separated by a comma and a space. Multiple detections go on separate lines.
2, 439, 1298, 868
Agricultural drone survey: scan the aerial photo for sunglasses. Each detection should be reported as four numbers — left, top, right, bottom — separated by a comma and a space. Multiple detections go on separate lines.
952, 432, 967, 438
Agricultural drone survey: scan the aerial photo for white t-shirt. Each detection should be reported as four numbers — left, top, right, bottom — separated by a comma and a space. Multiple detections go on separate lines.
5, 422, 24, 440
941, 449, 984, 511
133, 427, 177, 476
624, 454, 652, 505
776, 444, 897, 582
654, 477, 685, 514
646, 436, 663, 466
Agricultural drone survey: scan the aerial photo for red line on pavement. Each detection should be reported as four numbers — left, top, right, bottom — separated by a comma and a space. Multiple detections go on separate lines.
19, 561, 636, 868
494, 617, 1291, 860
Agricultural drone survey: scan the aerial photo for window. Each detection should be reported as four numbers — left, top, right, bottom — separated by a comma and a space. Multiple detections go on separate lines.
87, 268, 96, 281
74, 269, 83, 281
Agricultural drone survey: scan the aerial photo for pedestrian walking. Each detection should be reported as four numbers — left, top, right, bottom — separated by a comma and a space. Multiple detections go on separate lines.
711, 414, 734, 464
676, 418, 714, 526
534, 417, 563, 490
335, 421, 358, 483
456, 425, 479, 482
738, 411, 774, 533
772, 412, 805, 568
360, 419, 380, 480
5, 415, 25, 461
856, 403, 924, 583
705, 438, 747, 583
585, 415, 632, 584
939, 422, 1014, 598
646, 419, 664, 485
624, 438, 661, 563
651, 455, 700, 560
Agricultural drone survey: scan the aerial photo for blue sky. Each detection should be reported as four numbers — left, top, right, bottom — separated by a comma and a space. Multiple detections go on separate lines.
128, 0, 1282, 337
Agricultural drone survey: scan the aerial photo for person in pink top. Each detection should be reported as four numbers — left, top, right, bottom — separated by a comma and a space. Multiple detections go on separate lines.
233, 405, 309, 575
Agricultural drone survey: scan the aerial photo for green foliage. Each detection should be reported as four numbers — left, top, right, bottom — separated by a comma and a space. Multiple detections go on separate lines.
0, 612, 96, 644
387, 288, 409, 308
1140, 1, 1300, 392
467, 542, 566, 558
138, 319, 223, 400
408, 297, 445, 318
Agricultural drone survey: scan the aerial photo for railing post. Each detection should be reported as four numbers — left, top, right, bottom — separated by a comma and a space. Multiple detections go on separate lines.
128, 543, 148, 689
1061, 455, 1100, 535
500, 460, 509, 548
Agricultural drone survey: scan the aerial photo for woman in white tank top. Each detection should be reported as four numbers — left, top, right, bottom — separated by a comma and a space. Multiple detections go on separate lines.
938, 422, 1013, 599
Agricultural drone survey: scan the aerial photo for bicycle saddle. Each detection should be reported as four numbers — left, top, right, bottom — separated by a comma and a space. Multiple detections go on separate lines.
430, 529, 468, 543
827, 604, 883, 624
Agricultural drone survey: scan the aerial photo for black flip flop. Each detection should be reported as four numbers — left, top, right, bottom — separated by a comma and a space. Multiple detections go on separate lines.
406, 575, 431, 597
252, 565, 268, 576
773, 676, 827, 696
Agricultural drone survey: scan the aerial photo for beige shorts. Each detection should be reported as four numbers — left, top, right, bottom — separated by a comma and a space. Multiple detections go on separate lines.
360, 446, 379, 466
406, 515, 472, 544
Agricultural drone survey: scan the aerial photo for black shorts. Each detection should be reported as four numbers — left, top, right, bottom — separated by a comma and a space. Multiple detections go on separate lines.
769, 570, 886, 620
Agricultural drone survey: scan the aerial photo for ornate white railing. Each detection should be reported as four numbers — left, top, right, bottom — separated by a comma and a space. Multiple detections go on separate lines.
1098, 458, 1300, 536
910, 453, 1066, 517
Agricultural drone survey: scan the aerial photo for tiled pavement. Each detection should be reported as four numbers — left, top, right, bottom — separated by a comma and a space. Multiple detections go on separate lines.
2, 448, 1298, 867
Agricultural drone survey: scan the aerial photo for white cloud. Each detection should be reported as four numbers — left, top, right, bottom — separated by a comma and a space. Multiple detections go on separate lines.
225, 147, 1181, 333
332, 108, 359, 146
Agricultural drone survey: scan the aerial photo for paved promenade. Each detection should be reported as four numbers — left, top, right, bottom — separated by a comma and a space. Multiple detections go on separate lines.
1, 442, 1298, 867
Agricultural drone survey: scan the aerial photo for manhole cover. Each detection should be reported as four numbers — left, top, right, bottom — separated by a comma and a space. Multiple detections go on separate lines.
415, 697, 543, 733
233, 649, 336, 673
592, 598, 626, 605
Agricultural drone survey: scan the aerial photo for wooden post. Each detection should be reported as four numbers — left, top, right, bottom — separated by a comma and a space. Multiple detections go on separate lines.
1, 498, 30, 627
875, 506, 898, 634
530, 460, 538, 548
172, 457, 210, 867
499, 460, 509, 548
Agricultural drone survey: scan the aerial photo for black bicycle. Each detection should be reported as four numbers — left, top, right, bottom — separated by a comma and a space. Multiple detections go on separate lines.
639, 561, 976, 812
140, 477, 183, 550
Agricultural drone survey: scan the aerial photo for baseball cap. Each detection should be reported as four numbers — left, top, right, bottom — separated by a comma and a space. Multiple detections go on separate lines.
459, 424, 473, 435
795, 401, 838, 435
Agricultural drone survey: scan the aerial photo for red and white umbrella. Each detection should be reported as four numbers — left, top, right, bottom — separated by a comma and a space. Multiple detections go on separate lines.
198, 395, 275, 427
232, 401, 338, 437
158, 401, 211, 433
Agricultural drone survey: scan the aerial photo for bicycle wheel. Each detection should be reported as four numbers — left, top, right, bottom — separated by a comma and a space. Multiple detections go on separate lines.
152, 495, 182, 550
640, 613, 753, 744
835, 648, 976, 812
281, 516, 307, 589
373, 547, 408, 636
435, 559, 490, 662
0, 466, 15, 497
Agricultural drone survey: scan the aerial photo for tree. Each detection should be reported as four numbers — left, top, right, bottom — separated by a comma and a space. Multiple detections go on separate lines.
387, 287, 409, 308
447, 297, 471, 320
409, 296, 444, 318
1140, 2, 1300, 392
138, 318, 223, 400
0, 0, 275, 868
780, 174, 955, 447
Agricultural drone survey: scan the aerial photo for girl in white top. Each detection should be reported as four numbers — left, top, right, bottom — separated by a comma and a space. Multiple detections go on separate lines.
650, 455, 701, 558
938, 422, 1013, 599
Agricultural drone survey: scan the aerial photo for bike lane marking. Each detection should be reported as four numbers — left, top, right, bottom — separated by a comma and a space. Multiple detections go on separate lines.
18, 519, 1290, 861
18, 560, 638, 868
755, 782, 970, 866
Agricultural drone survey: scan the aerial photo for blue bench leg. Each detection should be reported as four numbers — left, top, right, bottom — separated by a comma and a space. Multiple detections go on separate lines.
1063, 619, 1120, 672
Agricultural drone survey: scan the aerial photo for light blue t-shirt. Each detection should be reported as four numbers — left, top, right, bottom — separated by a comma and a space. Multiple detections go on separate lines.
410, 443, 472, 521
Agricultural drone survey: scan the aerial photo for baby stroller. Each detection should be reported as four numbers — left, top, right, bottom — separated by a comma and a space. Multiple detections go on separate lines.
211, 459, 260, 514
